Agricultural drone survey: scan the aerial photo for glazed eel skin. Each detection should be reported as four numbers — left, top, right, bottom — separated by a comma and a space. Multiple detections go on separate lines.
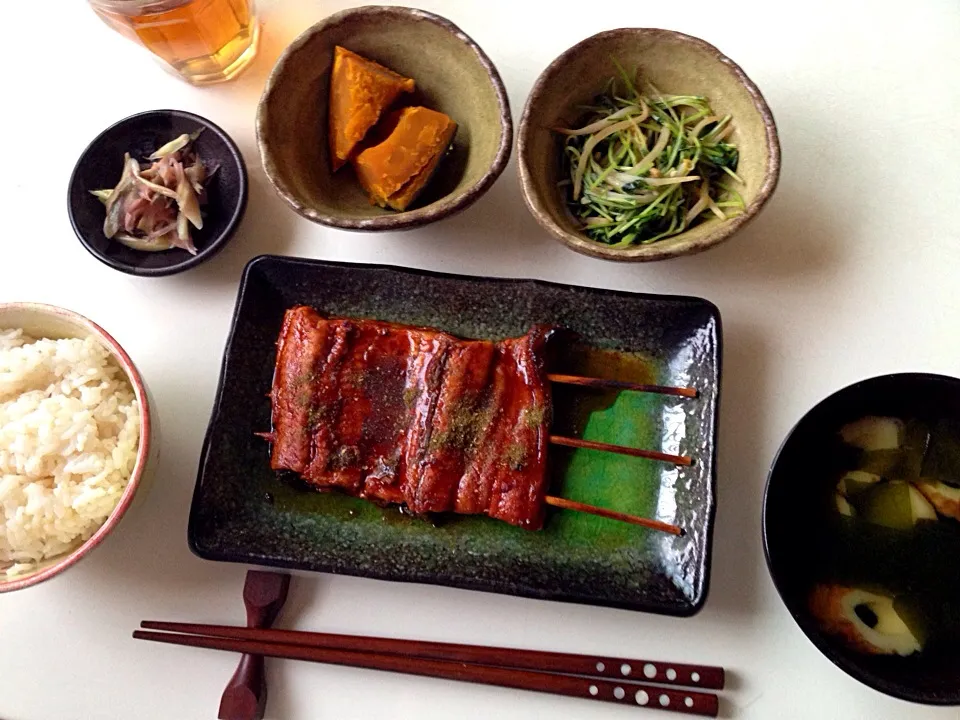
268, 306, 556, 529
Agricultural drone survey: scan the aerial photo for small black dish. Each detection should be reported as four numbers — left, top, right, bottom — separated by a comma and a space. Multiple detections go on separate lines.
67, 109, 248, 277
763, 373, 960, 705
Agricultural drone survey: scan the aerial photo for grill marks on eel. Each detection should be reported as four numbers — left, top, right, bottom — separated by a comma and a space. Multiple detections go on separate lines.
487, 332, 552, 529
397, 333, 453, 508
363, 329, 450, 506
315, 321, 385, 493
269, 307, 333, 474
302, 321, 352, 483
269, 306, 554, 529
413, 341, 495, 515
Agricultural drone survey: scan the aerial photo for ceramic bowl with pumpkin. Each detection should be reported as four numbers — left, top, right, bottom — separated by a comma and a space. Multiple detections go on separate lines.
256, 6, 513, 232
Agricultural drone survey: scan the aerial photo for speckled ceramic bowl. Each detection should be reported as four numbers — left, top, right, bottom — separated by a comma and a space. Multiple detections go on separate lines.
518, 28, 780, 262
256, 6, 512, 231
0, 303, 155, 593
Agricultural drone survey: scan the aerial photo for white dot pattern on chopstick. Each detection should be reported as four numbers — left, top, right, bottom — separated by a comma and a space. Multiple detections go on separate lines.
621, 663, 632, 676
596, 661, 605, 672
690, 671, 701, 683
659, 694, 670, 707
666, 668, 677, 681
614, 687, 626, 700
685, 697, 694, 708
635, 690, 649, 705
589, 685, 598, 696
643, 663, 657, 678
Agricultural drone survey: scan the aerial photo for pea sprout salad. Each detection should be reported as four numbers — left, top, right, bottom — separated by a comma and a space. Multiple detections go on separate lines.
557, 63, 744, 247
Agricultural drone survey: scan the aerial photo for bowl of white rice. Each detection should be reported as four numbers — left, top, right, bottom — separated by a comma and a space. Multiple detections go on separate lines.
0, 302, 151, 592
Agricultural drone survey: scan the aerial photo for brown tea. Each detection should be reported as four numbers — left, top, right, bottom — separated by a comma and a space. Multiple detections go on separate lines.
90, 0, 258, 85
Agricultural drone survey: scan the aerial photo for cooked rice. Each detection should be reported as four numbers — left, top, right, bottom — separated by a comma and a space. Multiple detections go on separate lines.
0, 328, 140, 578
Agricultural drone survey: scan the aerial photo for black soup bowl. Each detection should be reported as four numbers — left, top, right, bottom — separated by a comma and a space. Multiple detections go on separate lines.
68, 109, 248, 277
763, 373, 960, 705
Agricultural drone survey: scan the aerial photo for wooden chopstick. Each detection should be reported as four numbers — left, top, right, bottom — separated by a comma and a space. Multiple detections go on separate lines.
544, 497, 683, 535
140, 621, 721, 690
133, 629, 720, 717
548, 374, 698, 399
550, 435, 693, 466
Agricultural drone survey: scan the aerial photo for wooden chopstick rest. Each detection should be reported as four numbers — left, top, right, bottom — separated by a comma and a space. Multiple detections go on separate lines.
218, 571, 291, 720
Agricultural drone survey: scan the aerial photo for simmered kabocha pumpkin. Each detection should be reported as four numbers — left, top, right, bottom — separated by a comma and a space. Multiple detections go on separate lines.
353, 106, 457, 211
328, 46, 415, 171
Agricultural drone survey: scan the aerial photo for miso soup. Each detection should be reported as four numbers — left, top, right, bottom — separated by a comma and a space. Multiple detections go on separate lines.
808, 416, 960, 659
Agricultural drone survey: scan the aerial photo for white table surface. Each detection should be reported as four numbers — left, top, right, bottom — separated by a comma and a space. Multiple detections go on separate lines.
2, 1, 959, 718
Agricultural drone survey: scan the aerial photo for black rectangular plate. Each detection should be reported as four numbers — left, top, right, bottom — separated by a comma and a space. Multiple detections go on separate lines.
189, 256, 721, 615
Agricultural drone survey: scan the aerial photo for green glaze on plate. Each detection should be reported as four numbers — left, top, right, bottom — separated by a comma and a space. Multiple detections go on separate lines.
551, 354, 664, 549
189, 256, 721, 615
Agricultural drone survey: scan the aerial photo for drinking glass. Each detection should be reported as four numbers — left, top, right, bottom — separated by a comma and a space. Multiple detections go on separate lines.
88, 0, 259, 85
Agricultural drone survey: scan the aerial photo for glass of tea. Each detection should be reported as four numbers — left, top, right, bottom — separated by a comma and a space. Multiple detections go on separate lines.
88, 0, 259, 85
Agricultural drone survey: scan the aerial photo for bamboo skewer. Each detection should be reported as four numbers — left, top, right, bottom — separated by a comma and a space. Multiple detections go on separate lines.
544, 496, 683, 535
548, 374, 697, 398
255, 436, 684, 532
260, 434, 692, 466
259, 368, 695, 534
549, 435, 693, 467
